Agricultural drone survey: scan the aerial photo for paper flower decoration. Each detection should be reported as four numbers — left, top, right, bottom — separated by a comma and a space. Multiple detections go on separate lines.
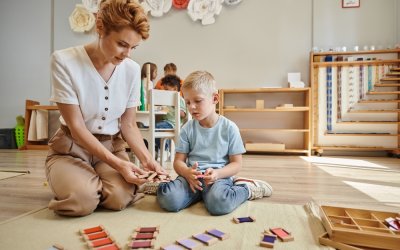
224, 0, 242, 5
69, 4, 96, 33
141, 0, 172, 17
82, 0, 101, 13
187, 0, 224, 25
172, 0, 189, 9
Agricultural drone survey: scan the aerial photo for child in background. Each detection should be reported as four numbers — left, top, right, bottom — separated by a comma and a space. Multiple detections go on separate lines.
140, 62, 157, 111
157, 71, 272, 215
154, 63, 182, 91
155, 75, 187, 158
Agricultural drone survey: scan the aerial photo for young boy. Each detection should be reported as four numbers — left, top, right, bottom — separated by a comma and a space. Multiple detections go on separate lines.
157, 71, 272, 215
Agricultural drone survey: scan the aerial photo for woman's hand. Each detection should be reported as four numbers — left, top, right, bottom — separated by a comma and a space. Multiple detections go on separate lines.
142, 159, 168, 175
202, 168, 219, 186
118, 160, 148, 185
183, 162, 203, 193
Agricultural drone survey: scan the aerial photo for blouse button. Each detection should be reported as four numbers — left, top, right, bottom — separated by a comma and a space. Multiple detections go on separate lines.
104, 86, 108, 90
102, 117, 106, 120
105, 107, 108, 111
98, 126, 102, 130
105, 96, 108, 100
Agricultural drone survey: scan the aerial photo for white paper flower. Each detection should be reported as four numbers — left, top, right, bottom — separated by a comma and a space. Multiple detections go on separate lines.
187, 0, 224, 25
224, 0, 242, 5
82, 0, 101, 13
69, 4, 96, 33
141, 0, 172, 17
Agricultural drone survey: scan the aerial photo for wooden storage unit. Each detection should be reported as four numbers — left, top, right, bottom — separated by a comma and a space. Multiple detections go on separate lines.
219, 88, 311, 155
22, 100, 59, 150
319, 205, 400, 249
310, 49, 400, 156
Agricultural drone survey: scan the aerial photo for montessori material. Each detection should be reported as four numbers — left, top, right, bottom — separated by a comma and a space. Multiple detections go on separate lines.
176, 238, 201, 250
259, 233, 277, 248
233, 216, 256, 223
269, 228, 294, 242
192, 233, 218, 246
206, 229, 229, 240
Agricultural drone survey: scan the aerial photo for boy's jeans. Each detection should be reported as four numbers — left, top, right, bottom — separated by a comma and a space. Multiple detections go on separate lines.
157, 176, 249, 216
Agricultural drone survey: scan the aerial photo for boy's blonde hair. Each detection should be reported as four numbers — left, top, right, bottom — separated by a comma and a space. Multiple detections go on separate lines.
182, 71, 217, 96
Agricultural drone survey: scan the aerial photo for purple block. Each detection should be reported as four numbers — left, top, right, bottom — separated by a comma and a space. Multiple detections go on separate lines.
262, 234, 276, 243
177, 239, 199, 249
207, 229, 224, 238
193, 233, 212, 243
162, 244, 183, 250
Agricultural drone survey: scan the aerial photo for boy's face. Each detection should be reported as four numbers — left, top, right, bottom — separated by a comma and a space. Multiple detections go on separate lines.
183, 88, 218, 121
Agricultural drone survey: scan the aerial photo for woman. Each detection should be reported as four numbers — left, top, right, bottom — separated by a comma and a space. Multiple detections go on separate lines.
46, 0, 163, 216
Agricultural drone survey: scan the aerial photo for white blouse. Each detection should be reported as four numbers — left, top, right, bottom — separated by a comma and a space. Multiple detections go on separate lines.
50, 46, 141, 135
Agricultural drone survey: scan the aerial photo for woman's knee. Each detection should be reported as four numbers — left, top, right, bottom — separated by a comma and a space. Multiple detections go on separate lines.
102, 185, 134, 211
52, 190, 99, 216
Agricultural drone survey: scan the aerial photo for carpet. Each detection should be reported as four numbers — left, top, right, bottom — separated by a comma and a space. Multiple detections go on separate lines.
0, 196, 331, 250
0, 171, 25, 180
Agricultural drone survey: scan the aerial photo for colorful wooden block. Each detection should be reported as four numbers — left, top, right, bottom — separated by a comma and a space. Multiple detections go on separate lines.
259, 233, 277, 248
80, 225, 105, 235
135, 226, 160, 233
132, 232, 158, 240
176, 238, 201, 250
192, 233, 218, 246
87, 236, 115, 248
160, 244, 185, 250
269, 228, 294, 242
91, 243, 121, 250
128, 240, 155, 249
233, 216, 256, 223
206, 229, 229, 240
83, 230, 109, 241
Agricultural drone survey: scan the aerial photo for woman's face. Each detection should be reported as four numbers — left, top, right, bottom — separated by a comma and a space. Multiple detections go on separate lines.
99, 27, 142, 65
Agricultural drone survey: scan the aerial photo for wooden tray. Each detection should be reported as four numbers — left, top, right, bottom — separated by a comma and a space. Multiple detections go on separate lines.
320, 205, 400, 249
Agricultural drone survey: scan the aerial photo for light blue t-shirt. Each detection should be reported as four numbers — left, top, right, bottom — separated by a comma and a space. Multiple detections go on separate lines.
176, 115, 246, 171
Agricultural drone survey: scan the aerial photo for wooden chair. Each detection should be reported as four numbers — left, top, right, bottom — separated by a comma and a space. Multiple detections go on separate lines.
139, 89, 181, 167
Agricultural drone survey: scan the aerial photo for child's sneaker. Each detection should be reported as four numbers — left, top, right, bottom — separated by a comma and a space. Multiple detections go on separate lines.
234, 177, 273, 200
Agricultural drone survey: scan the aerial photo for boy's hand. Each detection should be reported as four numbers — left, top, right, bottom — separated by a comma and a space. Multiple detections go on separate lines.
184, 162, 203, 193
202, 168, 219, 186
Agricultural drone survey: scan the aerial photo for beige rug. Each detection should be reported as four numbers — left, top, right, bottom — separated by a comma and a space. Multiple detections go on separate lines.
0, 196, 331, 250
0, 171, 25, 180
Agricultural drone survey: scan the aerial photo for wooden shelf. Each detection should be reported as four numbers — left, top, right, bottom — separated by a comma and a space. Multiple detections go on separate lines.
312, 60, 400, 67
368, 91, 400, 95
313, 146, 399, 151
381, 77, 400, 81
338, 121, 400, 124
223, 107, 309, 112
359, 99, 400, 103
311, 49, 400, 56
348, 109, 400, 113
374, 83, 400, 87
311, 49, 400, 155
325, 133, 399, 137
220, 88, 311, 156
22, 100, 59, 150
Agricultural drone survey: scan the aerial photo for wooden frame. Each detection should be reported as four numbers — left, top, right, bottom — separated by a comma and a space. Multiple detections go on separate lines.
342, 0, 360, 8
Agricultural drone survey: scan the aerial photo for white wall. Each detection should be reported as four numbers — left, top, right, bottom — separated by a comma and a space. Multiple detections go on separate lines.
0, 0, 398, 128
0, 0, 52, 128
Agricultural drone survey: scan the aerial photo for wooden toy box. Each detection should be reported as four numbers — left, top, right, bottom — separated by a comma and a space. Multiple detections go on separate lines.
319, 205, 400, 249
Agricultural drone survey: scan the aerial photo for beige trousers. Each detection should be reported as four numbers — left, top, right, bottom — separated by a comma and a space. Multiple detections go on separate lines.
45, 126, 137, 216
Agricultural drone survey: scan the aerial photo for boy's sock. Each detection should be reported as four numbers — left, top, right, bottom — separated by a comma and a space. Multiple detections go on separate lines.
234, 177, 273, 200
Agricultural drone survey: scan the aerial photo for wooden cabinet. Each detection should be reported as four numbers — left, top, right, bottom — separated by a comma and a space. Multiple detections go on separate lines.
310, 49, 400, 155
22, 100, 59, 150
219, 88, 311, 155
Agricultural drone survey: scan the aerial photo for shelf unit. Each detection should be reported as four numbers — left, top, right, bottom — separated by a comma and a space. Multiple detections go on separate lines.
22, 100, 59, 150
310, 49, 400, 155
219, 88, 311, 155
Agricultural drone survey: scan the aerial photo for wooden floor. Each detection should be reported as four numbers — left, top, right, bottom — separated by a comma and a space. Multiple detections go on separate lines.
0, 149, 399, 223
